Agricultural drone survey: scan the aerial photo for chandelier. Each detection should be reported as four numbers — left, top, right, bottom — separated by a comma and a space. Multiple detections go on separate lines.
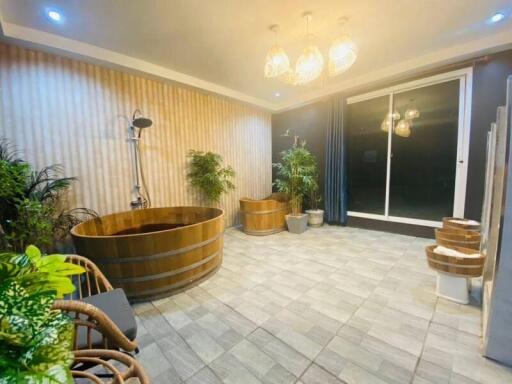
264, 14, 357, 85
380, 102, 420, 138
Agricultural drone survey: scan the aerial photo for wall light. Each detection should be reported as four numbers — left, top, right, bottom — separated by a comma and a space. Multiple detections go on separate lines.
490, 12, 505, 23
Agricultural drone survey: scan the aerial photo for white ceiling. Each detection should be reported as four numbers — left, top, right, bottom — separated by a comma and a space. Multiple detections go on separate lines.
1, 0, 511, 111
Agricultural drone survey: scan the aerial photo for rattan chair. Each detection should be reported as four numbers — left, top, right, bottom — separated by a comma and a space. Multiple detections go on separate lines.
72, 349, 149, 384
53, 255, 138, 352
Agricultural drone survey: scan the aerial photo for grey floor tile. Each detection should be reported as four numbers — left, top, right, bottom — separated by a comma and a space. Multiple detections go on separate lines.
230, 339, 276, 378
185, 367, 222, 384
137, 342, 172, 379
247, 328, 311, 377
156, 334, 205, 380
131, 226, 512, 384
210, 352, 262, 384
300, 364, 346, 384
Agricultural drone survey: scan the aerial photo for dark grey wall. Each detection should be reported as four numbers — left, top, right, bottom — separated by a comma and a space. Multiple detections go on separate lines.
466, 50, 512, 220
272, 100, 329, 205
271, 49, 512, 232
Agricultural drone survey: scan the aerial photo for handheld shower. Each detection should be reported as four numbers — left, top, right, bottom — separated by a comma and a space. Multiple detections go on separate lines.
130, 110, 153, 209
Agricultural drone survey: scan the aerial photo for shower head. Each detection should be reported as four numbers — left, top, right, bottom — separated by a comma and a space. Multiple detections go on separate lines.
131, 109, 153, 129
132, 117, 153, 129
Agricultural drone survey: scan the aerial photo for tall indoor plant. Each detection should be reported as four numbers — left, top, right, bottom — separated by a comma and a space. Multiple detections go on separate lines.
273, 142, 317, 234
187, 150, 235, 205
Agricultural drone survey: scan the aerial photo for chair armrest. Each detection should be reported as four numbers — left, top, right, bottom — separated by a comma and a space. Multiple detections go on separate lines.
53, 299, 138, 352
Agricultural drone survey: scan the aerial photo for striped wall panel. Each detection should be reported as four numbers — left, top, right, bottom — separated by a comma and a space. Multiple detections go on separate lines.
0, 42, 272, 227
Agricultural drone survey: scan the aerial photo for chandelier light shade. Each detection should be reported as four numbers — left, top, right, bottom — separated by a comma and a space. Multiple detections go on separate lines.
395, 119, 411, 138
295, 45, 324, 84
328, 34, 358, 76
404, 108, 420, 120
264, 14, 357, 86
264, 44, 290, 78
381, 118, 391, 133
381, 111, 400, 133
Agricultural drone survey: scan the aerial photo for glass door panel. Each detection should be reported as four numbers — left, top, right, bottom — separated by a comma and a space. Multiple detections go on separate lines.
388, 80, 460, 221
347, 95, 389, 215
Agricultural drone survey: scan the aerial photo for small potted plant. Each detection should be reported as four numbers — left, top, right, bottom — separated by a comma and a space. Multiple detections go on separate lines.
305, 179, 324, 227
273, 142, 317, 234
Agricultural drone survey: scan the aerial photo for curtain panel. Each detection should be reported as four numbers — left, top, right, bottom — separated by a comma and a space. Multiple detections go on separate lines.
324, 94, 347, 224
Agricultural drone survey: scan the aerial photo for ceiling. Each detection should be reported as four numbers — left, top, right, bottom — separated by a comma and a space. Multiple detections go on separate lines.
1, 0, 511, 111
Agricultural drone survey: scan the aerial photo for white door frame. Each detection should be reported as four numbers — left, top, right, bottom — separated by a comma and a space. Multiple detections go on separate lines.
346, 68, 473, 228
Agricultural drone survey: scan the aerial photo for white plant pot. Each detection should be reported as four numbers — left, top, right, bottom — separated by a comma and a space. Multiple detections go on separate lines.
285, 213, 308, 234
306, 209, 324, 227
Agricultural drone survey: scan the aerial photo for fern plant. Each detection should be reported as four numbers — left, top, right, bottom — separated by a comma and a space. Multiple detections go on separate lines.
273, 143, 318, 215
187, 150, 235, 204
0, 139, 97, 252
0, 245, 85, 383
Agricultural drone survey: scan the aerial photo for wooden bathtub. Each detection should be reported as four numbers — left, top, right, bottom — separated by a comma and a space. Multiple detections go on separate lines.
71, 207, 224, 302
239, 193, 289, 235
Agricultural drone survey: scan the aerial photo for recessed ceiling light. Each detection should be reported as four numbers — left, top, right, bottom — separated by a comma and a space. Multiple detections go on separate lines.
274, 92, 281, 97
490, 12, 505, 23
46, 9, 62, 22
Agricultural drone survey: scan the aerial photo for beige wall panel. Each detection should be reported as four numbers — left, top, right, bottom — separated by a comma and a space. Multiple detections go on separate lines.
0, 42, 272, 226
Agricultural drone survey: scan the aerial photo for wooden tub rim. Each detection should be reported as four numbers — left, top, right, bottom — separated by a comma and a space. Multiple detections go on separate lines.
70, 206, 224, 239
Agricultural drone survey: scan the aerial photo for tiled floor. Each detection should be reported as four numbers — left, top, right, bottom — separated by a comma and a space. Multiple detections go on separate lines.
132, 226, 512, 384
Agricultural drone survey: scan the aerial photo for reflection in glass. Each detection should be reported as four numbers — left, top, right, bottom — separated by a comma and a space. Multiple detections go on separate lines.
389, 80, 459, 220
347, 96, 389, 214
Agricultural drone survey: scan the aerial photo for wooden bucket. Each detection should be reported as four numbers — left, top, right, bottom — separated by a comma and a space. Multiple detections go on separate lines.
435, 228, 481, 250
442, 217, 480, 231
425, 244, 485, 277
240, 193, 290, 236
71, 207, 224, 302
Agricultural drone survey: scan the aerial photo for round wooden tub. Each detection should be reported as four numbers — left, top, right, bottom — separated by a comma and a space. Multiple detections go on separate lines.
425, 245, 485, 277
71, 207, 224, 302
240, 193, 290, 235
442, 217, 480, 231
435, 228, 481, 250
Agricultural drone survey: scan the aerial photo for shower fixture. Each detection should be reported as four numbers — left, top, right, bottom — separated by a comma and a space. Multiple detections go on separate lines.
129, 109, 153, 209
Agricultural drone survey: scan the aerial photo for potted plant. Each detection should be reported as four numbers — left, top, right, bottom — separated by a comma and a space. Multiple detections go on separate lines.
305, 177, 324, 227
187, 150, 235, 205
273, 142, 317, 234
0, 245, 85, 383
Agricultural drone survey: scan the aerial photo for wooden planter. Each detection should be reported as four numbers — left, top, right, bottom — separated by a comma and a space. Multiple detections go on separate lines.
435, 228, 481, 250
425, 244, 485, 277
240, 193, 290, 236
442, 217, 480, 231
71, 207, 224, 302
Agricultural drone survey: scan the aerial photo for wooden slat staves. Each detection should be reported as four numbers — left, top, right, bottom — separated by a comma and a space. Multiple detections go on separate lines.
240, 193, 290, 236
71, 206, 224, 302
435, 228, 481, 250
425, 245, 485, 277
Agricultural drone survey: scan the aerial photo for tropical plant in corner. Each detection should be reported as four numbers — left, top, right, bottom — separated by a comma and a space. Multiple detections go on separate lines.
0, 245, 85, 383
0, 139, 97, 252
187, 150, 235, 204
273, 142, 318, 215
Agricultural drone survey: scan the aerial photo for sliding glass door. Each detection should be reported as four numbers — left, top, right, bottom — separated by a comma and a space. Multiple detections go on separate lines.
346, 69, 472, 227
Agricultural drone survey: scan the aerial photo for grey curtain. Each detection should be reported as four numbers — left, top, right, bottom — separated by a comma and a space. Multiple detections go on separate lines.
324, 94, 347, 224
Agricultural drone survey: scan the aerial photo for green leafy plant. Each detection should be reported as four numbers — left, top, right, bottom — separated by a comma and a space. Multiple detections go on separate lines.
187, 150, 235, 204
0, 139, 97, 252
307, 180, 322, 211
273, 142, 318, 215
0, 245, 84, 383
